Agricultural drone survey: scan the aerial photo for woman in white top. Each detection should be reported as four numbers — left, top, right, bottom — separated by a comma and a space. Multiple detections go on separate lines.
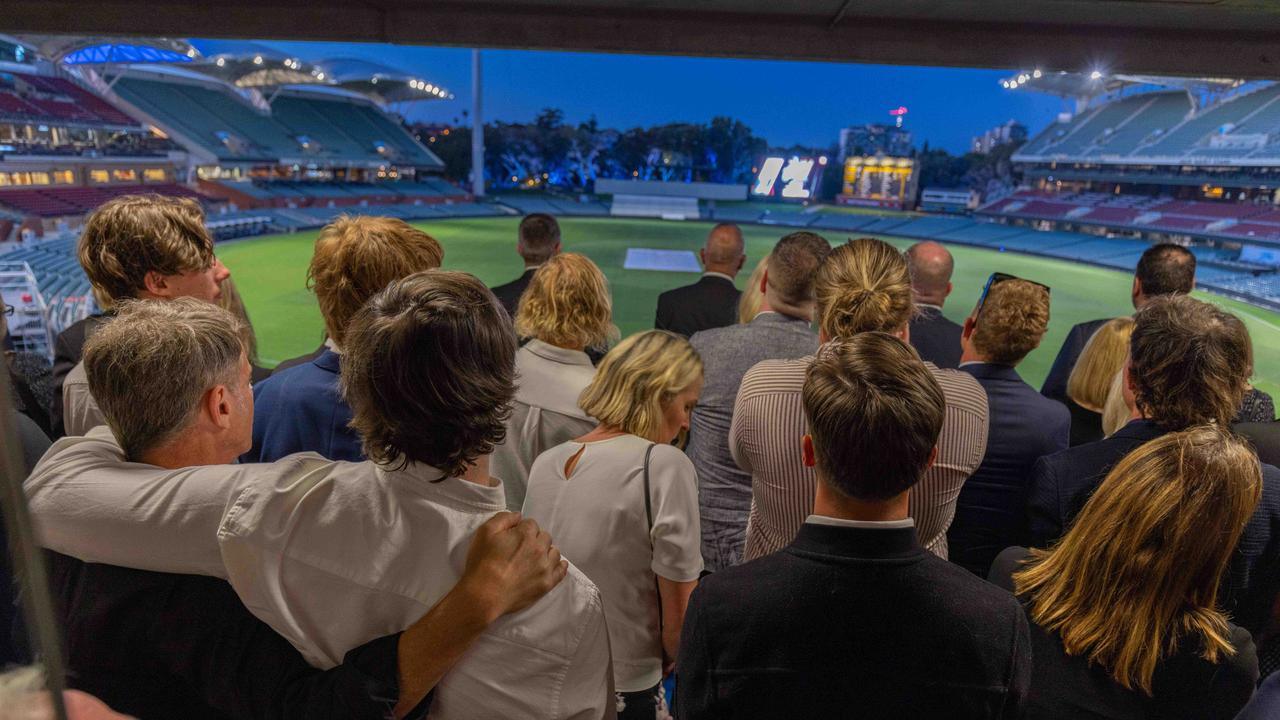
493, 252, 617, 509
523, 330, 705, 720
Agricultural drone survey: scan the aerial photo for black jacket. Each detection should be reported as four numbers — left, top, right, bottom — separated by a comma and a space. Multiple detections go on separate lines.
50, 313, 110, 438
1040, 317, 1111, 403
45, 551, 430, 720
654, 275, 740, 338
676, 522, 1031, 719
909, 305, 963, 369
491, 268, 537, 320
1027, 419, 1280, 637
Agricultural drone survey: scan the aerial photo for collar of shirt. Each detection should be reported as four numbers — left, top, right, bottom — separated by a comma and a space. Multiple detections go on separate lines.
805, 514, 915, 530
702, 271, 735, 283
375, 461, 508, 513
916, 303, 944, 312
323, 337, 341, 354
524, 338, 594, 368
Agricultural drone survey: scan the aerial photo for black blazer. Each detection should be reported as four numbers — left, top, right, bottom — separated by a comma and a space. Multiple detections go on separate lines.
44, 551, 429, 720
1040, 317, 1111, 403
949, 363, 1069, 577
676, 522, 1031, 719
1236, 421, 1280, 468
654, 274, 740, 338
491, 268, 537, 319
909, 305, 963, 369
1027, 419, 1280, 637
49, 313, 110, 438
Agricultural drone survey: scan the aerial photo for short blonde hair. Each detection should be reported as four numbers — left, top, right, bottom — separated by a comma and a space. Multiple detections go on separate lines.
308, 216, 444, 347
579, 330, 703, 441
815, 238, 913, 339
738, 254, 769, 324
84, 298, 245, 460
1068, 317, 1134, 411
79, 195, 214, 306
971, 279, 1051, 365
515, 253, 616, 350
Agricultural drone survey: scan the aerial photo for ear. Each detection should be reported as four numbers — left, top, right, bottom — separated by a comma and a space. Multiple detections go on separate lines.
552, 241, 562, 255
896, 323, 910, 344
760, 268, 769, 295
1131, 277, 1143, 307
962, 315, 977, 341
924, 446, 938, 472
203, 383, 235, 431
801, 434, 816, 468
944, 281, 953, 299
699, 248, 707, 266
143, 270, 174, 299
736, 254, 746, 272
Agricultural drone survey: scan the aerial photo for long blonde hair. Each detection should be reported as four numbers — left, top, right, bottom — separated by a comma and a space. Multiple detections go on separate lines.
1068, 317, 1134, 411
738, 254, 769, 324
1013, 426, 1262, 695
813, 238, 913, 339
1101, 369, 1131, 436
579, 330, 702, 442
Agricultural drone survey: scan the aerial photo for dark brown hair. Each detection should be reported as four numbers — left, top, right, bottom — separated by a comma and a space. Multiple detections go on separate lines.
517, 213, 561, 264
1135, 244, 1196, 297
767, 231, 831, 309
78, 195, 214, 305
803, 332, 944, 500
340, 270, 517, 476
1129, 295, 1250, 430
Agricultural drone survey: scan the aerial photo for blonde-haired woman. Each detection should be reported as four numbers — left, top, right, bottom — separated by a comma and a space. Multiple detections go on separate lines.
1065, 317, 1134, 446
493, 252, 616, 509
734, 237, 988, 561
737, 254, 769, 324
523, 330, 704, 720
990, 426, 1260, 718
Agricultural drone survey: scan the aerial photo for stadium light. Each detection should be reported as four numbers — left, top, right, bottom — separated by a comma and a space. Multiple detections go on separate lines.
1033, 68, 1042, 78
253, 55, 263, 65
316, 73, 325, 80
215, 57, 226, 67
1090, 70, 1103, 80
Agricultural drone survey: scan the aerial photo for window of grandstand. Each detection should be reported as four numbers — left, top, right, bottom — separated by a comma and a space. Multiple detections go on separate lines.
0, 170, 74, 187
88, 169, 110, 184
143, 168, 168, 182
111, 169, 138, 183
0, 41, 32, 65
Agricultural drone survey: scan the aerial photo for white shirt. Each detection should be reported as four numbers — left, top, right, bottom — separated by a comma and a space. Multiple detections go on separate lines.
523, 434, 703, 692
804, 515, 916, 529
61, 361, 107, 436
491, 340, 598, 510
25, 427, 615, 720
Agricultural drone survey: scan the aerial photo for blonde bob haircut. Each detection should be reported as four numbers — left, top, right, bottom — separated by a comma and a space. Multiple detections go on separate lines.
1013, 426, 1261, 695
579, 330, 703, 442
814, 238, 913, 340
1067, 317, 1134, 411
515, 252, 616, 350
308, 215, 444, 347
738, 254, 770, 324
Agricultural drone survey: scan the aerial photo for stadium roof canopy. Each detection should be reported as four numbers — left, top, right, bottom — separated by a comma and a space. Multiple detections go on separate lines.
313, 58, 453, 102
8, 1, 1280, 79
998, 70, 1242, 100
13, 35, 197, 65
189, 39, 325, 88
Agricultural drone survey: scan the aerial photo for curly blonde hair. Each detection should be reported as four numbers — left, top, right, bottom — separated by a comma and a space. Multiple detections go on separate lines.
579, 330, 703, 442
814, 238, 913, 339
971, 279, 1051, 365
514, 253, 616, 350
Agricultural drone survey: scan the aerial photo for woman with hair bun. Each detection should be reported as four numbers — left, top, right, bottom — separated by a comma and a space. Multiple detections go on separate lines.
732, 237, 989, 561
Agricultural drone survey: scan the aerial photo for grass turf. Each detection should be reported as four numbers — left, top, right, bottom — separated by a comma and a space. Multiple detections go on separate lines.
217, 216, 1280, 398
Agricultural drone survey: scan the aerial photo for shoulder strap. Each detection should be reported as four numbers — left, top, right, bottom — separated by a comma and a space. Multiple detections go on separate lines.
642, 443, 664, 633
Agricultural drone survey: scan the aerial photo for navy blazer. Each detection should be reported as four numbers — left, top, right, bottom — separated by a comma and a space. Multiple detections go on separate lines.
676, 523, 1031, 719
909, 305, 963, 369
245, 349, 362, 463
1027, 419, 1280, 637
654, 274, 741, 338
491, 268, 537, 319
1040, 317, 1111, 403
949, 363, 1069, 577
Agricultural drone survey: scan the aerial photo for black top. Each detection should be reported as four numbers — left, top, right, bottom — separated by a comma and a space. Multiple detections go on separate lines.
654, 275, 741, 338
1027, 419, 1280, 638
989, 548, 1257, 720
1236, 421, 1280, 469
1065, 398, 1104, 447
909, 305, 963, 369
676, 522, 1031, 719
49, 313, 110, 438
6, 350, 53, 436
490, 268, 537, 319
1040, 317, 1111, 403
45, 551, 431, 720
1, 412, 50, 666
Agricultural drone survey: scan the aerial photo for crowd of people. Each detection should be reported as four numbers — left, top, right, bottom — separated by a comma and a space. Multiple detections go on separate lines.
3, 194, 1280, 719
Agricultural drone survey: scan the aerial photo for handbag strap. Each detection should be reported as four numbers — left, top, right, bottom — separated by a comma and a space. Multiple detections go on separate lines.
642, 443, 664, 633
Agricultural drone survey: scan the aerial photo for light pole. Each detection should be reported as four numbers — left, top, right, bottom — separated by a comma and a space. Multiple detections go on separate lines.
470, 48, 484, 197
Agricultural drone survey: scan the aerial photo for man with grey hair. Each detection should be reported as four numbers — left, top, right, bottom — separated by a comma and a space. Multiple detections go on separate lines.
655, 222, 746, 337
687, 231, 832, 572
26, 277, 614, 719
905, 241, 963, 369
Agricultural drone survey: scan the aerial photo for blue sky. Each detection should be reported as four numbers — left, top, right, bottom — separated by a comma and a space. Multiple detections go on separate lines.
208, 40, 1068, 155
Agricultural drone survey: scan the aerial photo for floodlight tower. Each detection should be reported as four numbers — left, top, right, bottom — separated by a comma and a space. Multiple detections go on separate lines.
890, 106, 908, 128
471, 48, 484, 197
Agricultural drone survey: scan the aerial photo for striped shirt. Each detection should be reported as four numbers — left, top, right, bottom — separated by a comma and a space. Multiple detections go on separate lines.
730, 355, 989, 560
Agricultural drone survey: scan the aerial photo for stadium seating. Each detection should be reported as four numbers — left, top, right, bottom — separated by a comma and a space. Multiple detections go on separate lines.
0, 184, 208, 217
610, 194, 700, 220
0, 70, 136, 126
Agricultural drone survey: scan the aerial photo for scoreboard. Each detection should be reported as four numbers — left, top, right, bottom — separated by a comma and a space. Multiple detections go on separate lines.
838, 155, 917, 210
751, 155, 826, 201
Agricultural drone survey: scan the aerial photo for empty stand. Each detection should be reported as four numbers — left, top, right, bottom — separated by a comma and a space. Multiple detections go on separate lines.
0, 184, 208, 217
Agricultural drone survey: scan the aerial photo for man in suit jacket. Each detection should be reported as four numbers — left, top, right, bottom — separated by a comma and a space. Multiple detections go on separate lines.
247, 216, 443, 462
1040, 243, 1195, 402
906, 241, 963, 369
1027, 295, 1280, 639
678, 333, 1030, 719
949, 277, 1069, 577
490, 213, 561, 318
687, 231, 831, 571
654, 222, 745, 337
50, 195, 231, 437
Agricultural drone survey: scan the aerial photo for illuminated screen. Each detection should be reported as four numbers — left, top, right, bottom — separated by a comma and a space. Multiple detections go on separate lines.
840, 156, 916, 209
752, 156, 824, 199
